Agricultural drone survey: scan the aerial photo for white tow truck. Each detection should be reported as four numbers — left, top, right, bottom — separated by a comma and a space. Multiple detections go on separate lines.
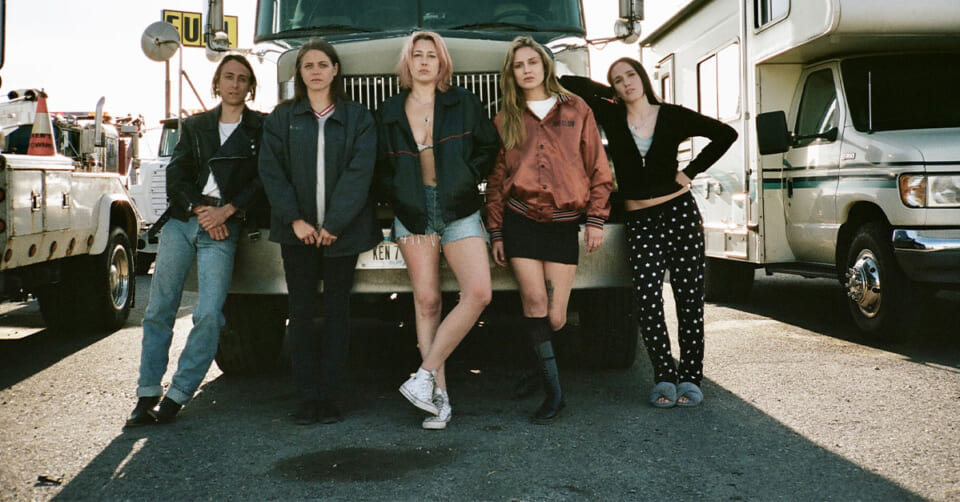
0, 89, 140, 332
640, 0, 960, 339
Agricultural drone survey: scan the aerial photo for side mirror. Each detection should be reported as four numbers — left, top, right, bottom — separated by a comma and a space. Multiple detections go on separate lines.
94, 97, 106, 148
615, 0, 643, 43
756, 111, 790, 155
205, 0, 229, 53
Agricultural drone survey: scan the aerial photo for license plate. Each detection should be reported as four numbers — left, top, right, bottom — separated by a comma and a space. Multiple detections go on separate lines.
356, 240, 407, 269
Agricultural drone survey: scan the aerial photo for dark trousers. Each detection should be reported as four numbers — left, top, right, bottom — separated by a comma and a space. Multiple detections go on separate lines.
624, 192, 706, 386
281, 244, 359, 402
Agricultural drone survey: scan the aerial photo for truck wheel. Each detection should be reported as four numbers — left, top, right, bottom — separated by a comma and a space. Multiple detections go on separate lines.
215, 294, 287, 374
704, 257, 755, 302
135, 252, 155, 275
38, 226, 135, 332
564, 288, 638, 369
843, 222, 910, 341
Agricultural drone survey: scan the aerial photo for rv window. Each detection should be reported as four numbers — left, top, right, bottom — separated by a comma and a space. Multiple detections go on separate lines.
794, 69, 838, 148
697, 43, 740, 120
842, 54, 960, 132
755, 0, 788, 28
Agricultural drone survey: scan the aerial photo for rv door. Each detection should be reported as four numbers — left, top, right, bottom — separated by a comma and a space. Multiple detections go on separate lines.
781, 66, 842, 264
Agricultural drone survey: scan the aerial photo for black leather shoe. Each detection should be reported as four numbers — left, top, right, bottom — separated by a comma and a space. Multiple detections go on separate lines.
293, 400, 319, 425
124, 397, 159, 427
318, 401, 342, 424
512, 369, 541, 399
150, 397, 182, 424
531, 398, 565, 425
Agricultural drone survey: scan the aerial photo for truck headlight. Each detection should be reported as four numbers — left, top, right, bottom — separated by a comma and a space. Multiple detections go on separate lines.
899, 174, 926, 208
928, 175, 960, 207
899, 174, 960, 208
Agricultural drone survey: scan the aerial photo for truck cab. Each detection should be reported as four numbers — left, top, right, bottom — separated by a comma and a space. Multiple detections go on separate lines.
199, 0, 645, 373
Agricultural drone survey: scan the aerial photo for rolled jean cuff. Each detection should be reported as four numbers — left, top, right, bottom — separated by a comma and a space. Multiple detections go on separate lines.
136, 385, 163, 398
164, 385, 194, 406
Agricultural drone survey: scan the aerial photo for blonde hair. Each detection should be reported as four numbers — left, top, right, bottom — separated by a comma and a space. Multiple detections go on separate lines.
498, 36, 568, 150
395, 31, 453, 92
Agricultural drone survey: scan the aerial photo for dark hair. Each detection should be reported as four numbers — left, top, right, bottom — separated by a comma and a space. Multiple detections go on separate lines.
606, 57, 659, 105
293, 39, 347, 103
212, 54, 257, 101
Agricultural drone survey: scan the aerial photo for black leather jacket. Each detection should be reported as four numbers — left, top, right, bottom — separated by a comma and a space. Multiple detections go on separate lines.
376, 86, 501, 234
166, 106, 268, 227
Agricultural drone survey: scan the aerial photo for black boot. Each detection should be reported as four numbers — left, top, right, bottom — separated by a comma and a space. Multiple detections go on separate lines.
124, 396, 159, 427
150, 397, 182, 424
526, 317, 564, 424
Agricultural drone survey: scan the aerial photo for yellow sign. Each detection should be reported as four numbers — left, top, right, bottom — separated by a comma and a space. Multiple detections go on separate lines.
162, 10, 238, 48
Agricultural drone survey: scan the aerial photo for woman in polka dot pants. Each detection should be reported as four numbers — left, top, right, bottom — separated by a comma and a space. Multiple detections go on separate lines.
625, 194, 707, 406
561, 57, 736, 407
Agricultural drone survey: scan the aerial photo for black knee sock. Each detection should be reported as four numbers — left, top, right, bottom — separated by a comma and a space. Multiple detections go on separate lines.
525, 317, 561, 403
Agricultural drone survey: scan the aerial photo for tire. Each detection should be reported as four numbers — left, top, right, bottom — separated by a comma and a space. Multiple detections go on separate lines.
39, 226, 135, 332
704, 257, 755, 302
135, 252, 155, 275
563, 288, 638, 369
215, 294, 287, 375
843, 222, 910, 341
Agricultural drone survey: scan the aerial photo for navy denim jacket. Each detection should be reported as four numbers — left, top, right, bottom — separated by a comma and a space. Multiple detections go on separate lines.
258, 98, 380, 257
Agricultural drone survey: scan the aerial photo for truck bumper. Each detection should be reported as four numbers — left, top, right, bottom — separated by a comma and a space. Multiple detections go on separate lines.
207, 224, 634, 295
892, 228, 960, 285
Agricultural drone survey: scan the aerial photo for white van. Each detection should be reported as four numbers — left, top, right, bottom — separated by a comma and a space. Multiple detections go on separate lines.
640, 0, 960, 338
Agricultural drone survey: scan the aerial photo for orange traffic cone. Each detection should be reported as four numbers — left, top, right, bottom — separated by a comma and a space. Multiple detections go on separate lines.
28, 94, 56, 156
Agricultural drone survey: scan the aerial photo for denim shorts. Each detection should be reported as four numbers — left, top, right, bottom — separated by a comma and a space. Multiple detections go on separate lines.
393, 185, 487, 245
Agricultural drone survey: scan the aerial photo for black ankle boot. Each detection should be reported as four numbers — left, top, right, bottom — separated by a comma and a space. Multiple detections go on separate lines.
150, 397, 182, 424
124, 396, 159, 427
531, 339, 565, 424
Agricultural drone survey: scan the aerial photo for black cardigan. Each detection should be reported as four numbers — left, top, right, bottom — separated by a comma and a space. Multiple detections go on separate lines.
560, 76, 737, 200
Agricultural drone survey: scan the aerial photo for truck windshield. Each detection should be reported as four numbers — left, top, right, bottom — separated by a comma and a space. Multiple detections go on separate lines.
255, 0, 585, 40
842, 54, 960, 132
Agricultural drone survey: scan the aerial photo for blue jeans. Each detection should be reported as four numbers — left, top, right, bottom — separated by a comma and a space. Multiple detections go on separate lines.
137, 217, 240, 405
392, 185, 487, 244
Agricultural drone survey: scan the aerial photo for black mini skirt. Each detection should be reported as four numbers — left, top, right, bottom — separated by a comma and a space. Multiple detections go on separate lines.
502, 209, 580, 265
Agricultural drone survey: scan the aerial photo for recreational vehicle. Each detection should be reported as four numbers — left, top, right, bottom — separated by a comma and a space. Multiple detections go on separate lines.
640, 0, 960, 338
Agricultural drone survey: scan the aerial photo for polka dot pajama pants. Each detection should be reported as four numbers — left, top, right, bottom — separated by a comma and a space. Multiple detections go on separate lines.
625, 192, 705, 386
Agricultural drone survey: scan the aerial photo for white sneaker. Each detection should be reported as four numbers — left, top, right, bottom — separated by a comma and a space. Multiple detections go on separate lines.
399, 368, 439, 415
422, 390, 452, 430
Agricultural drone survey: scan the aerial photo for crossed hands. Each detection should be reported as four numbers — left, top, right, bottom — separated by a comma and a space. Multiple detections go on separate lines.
194, 204, 237, 241
292, 219, 338, 247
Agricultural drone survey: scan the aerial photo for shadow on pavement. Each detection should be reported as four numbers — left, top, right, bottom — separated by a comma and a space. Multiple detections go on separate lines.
52, 321, 923, 501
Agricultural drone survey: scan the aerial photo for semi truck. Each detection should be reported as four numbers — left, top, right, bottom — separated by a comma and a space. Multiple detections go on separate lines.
196, 0, 646, 373
639, 0, 960, 339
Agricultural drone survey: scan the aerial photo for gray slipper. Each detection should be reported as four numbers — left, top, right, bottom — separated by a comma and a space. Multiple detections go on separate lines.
676, 382, 703, 407
649, 382, 677, 408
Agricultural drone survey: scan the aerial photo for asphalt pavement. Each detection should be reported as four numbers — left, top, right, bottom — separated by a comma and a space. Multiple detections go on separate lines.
1, 273, 958, 501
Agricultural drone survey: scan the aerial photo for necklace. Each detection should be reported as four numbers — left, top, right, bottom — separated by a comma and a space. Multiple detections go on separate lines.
628, 110, 656, 132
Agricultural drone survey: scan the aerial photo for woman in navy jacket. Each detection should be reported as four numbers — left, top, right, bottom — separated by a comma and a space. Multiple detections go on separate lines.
561, 58, 737, 409
259, 39, 380, 425
377, 32, 500, 430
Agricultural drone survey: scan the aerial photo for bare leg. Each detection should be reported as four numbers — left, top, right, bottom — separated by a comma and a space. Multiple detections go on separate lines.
542, 261, 577, 332
398, 236, 445, 388
420, 236, 492, 384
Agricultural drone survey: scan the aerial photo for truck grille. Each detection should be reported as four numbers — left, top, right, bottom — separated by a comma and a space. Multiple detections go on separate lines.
342, 73, 501, 119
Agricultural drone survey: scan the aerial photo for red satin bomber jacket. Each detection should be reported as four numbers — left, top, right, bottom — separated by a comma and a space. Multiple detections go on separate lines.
486, 93, 612, 242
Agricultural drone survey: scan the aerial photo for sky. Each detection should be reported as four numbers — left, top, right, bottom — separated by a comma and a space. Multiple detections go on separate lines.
2, 0, 684, 155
